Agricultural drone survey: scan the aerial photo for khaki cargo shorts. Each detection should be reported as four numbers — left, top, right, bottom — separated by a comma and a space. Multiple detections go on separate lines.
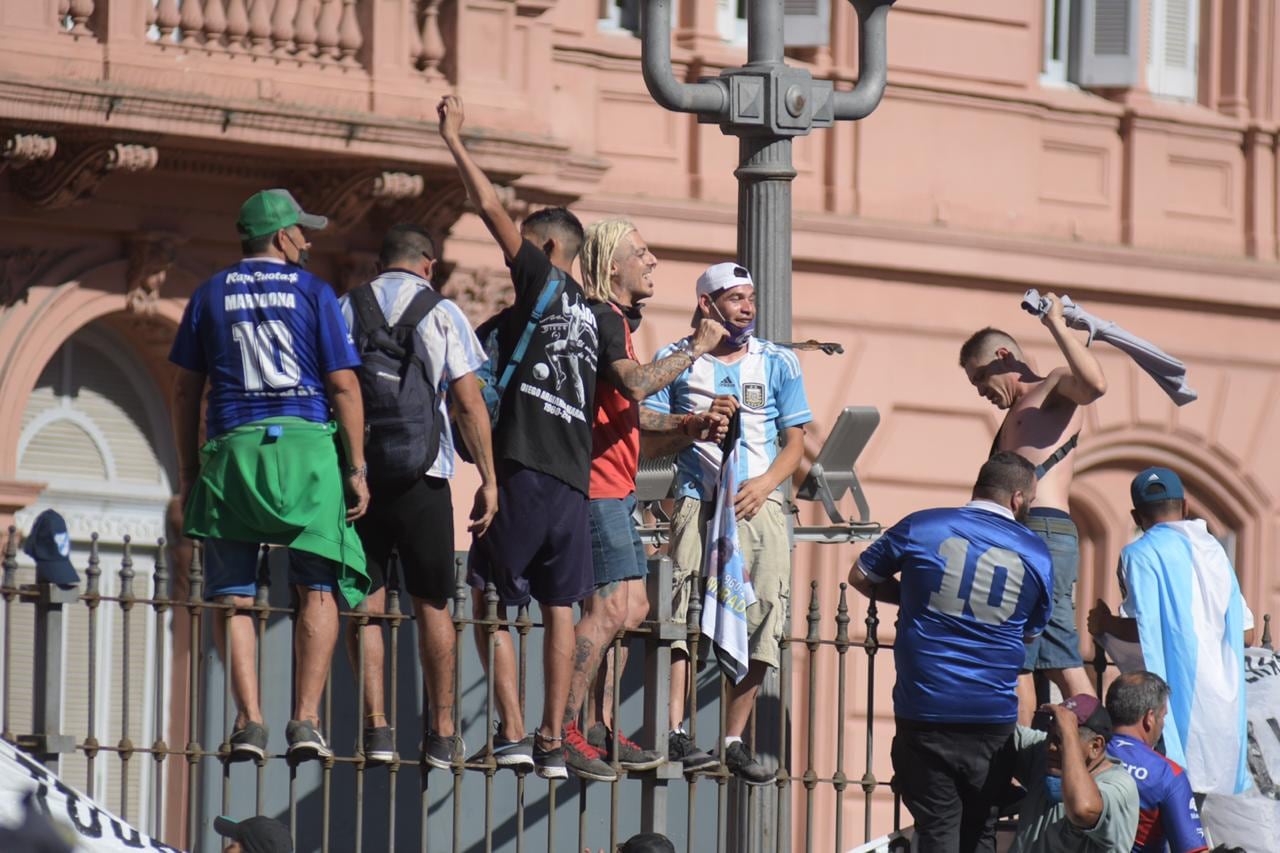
668, 496, 791, 669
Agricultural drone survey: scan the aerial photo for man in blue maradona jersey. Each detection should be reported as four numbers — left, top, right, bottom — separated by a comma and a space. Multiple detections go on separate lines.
850, 451, 1053, 853
1105, 672, 1207, 853
170, 189, 369, 763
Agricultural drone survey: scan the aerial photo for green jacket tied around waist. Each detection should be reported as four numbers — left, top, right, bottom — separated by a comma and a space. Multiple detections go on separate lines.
183, 416, 368, 608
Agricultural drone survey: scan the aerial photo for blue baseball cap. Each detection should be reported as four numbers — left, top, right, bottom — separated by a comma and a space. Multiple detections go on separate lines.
22, 509, 79, 588
1130, 467, 1185, 508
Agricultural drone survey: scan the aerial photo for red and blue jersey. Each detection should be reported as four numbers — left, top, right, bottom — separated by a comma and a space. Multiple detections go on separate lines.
169, 258, 360, 439
1108, 734, 1207, 853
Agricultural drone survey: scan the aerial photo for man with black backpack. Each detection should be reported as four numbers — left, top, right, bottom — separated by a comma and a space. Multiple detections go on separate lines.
440, 94, 611, 779
336, 223, 498, 768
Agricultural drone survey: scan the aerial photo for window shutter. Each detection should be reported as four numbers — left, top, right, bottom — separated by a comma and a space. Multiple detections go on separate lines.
1068, 0, 1139, 87
619, 0, 639, 34
784, 0, 829, 47
1147, 0, 1199, 100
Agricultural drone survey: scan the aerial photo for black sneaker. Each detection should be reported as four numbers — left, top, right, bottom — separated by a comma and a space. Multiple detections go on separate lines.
229, 720, 268, 761
465, 726, 534, 771
285, 719, 333, 762
533, 733, 568, 780
563, 722, 616, 782
362, 725, 395, 764
724, 741, 773, 786
586, 723, 665, 771
420, 732, 463, 770
667, 731, 716, 772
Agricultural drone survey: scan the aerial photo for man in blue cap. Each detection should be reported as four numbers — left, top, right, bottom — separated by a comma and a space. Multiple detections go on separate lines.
1087, 467, 1254, 798
22, 510, 80, 589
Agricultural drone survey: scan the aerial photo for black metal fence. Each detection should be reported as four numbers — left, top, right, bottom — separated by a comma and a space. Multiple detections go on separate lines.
7, 523, 1264, 852
0, 524, 909, 853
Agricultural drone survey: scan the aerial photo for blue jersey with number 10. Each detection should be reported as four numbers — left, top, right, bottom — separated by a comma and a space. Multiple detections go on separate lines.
169, 259, 361, 439
858, 504, 1053, 724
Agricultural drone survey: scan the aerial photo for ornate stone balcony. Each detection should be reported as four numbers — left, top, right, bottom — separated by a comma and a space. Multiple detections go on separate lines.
0, 0, 605, 203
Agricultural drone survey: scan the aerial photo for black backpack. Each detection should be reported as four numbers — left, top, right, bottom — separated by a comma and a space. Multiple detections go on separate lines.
350, 283, 444, 488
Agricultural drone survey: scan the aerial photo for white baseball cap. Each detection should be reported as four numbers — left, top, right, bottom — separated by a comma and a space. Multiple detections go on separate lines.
695, 262, 754, 298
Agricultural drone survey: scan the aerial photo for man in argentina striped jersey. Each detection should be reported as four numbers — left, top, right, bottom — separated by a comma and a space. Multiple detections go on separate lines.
642, 262, 812, 784
1087, 467, 1254, 798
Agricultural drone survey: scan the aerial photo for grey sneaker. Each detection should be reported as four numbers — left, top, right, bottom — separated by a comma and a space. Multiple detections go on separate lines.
725, 741, 773, 786
466, 725, 534, 770
420, 732, 463, 770
229, 720, 268, 761
563, 722, 616, 782
667, 731, 716, 772
363, 725, 395, 764
586, 723, 665, 771
285, 719, 333, 762
533, 732, 568, 780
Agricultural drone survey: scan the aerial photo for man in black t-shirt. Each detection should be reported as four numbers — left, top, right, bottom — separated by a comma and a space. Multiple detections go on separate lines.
441, 94, 610, 780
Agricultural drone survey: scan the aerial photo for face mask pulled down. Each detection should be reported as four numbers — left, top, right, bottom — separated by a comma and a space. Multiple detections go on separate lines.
709, 299, 754, 347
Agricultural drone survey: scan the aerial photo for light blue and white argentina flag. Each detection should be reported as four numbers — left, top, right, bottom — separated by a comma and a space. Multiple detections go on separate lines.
700, 411, 757, 685
1118, 518, 1254, 795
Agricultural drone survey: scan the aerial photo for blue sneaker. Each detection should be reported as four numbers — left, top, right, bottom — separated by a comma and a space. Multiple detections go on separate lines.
466, 726, 533, 770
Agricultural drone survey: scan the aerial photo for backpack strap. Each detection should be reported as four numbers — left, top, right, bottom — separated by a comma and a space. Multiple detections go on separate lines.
393, 286, 444, 334
494, 269, 565, 398
350, 284, 389, 341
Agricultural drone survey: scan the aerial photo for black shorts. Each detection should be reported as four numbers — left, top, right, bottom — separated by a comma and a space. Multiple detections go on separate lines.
355, 475, 457, 603
467, 462, 593, 607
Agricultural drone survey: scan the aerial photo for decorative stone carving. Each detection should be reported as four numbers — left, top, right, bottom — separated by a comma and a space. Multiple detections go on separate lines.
12, 142, 159, 209
125, 233, 184, 316
439, 265, 514, 326
299, 170, 425, 232
1, 133, 58, 173
0, 248, 59, 308
335, 250, 379, 296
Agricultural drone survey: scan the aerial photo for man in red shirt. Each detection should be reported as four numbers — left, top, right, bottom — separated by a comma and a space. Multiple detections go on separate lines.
557, 217, 727, 780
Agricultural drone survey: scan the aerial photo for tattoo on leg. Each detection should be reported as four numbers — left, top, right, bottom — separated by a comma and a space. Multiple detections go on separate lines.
596, 581, 621, 600
563, 637, 595, 726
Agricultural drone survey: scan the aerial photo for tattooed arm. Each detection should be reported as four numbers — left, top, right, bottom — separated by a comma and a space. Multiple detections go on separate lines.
605, 319, 727, 402
638, 399, 732, 458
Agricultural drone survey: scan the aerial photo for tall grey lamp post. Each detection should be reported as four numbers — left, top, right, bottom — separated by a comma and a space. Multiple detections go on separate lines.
639, 2, 894, 850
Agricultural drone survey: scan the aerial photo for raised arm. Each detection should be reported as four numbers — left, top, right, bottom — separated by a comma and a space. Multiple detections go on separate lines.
1048, 705, 1106, 829
437, 95, 523, 261
1040, 292, 1107, 405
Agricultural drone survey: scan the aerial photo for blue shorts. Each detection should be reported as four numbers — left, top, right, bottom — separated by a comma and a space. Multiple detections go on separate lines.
1022, 510, 1084, 671
203, 538, 337, 599
588, 495, 648, 588
467, 463, 594, 607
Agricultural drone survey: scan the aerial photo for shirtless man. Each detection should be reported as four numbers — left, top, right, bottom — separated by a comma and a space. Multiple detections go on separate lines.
959, 293, 1107, 724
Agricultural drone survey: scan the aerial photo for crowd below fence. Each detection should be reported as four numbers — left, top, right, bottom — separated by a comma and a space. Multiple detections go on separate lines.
0, 91, 1275, 853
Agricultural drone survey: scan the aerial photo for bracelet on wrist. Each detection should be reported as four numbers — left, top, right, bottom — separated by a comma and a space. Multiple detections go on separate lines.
345, 463, 368, 479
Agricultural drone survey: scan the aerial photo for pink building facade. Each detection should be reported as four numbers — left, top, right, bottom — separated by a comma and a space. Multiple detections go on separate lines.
0, 0, 1277, 848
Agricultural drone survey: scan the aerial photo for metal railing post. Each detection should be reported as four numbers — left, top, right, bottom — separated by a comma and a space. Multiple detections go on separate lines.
641, 555, 678, 832
25, 570, 78, 776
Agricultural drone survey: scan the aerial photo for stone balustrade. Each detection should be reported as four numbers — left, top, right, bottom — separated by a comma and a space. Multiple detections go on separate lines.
46, 0, 451, 80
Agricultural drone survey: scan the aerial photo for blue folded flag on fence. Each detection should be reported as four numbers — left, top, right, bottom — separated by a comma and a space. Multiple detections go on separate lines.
700, 410, 757, 685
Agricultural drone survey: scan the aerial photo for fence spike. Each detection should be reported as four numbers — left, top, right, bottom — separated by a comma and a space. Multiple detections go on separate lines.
805, 579, 821, 645
2, 526, 16, 591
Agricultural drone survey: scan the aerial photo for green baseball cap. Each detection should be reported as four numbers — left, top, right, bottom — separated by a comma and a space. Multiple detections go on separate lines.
236, 188, 328, 240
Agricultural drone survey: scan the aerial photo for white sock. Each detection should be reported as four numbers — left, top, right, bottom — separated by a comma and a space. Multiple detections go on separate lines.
724, 736, 743, 747
672, 725, 687, 736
